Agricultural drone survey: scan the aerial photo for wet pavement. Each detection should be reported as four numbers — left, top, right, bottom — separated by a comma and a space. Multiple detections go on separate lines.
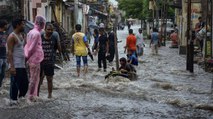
0, 25, 213, 119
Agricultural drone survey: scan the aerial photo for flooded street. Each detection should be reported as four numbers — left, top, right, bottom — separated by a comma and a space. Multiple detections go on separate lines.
0, 25, 213, 119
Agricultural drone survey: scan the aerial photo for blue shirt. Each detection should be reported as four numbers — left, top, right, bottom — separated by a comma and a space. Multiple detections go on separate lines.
151, 32, 159, 45
129, 54, 138, 66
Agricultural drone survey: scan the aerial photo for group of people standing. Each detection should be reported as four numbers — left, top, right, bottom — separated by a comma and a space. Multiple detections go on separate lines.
0, 15, 61, 105
0, 15, 149, 105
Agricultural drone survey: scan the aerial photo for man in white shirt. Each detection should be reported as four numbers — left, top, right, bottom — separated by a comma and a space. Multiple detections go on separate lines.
136, 28, 145, 57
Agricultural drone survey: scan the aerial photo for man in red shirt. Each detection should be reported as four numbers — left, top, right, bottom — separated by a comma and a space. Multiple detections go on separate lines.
124, 29, 137, 55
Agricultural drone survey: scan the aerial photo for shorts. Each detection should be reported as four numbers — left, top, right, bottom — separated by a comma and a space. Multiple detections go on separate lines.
76, 56, 88, 67
40, 64, 54, 76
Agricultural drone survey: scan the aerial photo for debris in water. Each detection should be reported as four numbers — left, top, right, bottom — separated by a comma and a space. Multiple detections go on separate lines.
194, 104, 213, 111
105, 76, 131, 83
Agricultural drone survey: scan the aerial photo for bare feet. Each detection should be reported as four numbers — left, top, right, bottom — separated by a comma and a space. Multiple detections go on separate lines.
48, 95, 52, 99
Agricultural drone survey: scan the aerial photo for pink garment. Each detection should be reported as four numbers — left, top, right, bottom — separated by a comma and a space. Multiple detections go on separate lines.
170, 32, 178, 46
28, 63, 40, 99
24, 16, 46, 65
24, 16, 46, 100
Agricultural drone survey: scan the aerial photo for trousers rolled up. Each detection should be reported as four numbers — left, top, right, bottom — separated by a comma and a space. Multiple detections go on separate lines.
28, 63, 40, 99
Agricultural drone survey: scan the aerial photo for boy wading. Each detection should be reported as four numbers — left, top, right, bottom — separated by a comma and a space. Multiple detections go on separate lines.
38, 23, 61, 98
72, 24, 89, 77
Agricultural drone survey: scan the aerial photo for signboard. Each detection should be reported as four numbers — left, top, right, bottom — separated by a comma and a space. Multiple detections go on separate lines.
206, 40, 212, 57
191, 3, 201, 29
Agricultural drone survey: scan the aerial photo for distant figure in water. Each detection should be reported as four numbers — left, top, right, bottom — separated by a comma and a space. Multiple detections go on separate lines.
150, 28, 159, 55
170, 30, 178, 48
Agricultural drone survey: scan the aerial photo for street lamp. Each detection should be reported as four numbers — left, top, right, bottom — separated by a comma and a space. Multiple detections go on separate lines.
149, 0, 155, 29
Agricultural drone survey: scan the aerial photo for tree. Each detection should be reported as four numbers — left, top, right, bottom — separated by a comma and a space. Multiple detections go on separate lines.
118, 0, 175, 20
118, 0, 150, 20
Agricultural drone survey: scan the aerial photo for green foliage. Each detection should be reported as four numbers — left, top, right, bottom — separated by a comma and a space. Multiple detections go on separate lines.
118, 0, 149, 19
118, 0, 175, 20
168, 7, 175, 18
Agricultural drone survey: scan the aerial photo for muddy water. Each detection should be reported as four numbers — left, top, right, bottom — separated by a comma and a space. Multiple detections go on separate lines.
0, 25, 213, 119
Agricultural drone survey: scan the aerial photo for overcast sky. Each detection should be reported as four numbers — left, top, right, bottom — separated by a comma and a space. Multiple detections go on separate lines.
109, 0, 118, 6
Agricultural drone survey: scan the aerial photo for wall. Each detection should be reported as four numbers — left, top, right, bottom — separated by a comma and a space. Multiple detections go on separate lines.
28, 0, 50, 22
62, 7, 73, 33
76, 6, 83, 26
178, 0, 201, 54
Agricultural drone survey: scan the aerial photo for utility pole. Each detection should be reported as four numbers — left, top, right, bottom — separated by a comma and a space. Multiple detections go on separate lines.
155, 0, 159, 29
163, 0, 168, 46
160, 0, 165, 44
151, 0, 155, 29
114, 9, 119, 70
27, 0, 30, 21
74, 0, 79, 25
209, 0, 213, 93
186, 0, 194, 72
114, 21, 119, 70
83, 0, 88, 33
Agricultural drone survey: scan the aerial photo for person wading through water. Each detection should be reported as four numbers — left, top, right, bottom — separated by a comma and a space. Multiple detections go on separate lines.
7, 18, 29, 105
72, 24, 89, 77
24, 16, 46, 102
38, 23, 61, 98
95, 26, 109, 72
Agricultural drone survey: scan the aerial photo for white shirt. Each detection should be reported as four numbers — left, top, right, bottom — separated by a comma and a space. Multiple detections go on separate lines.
136, 32, 144, 46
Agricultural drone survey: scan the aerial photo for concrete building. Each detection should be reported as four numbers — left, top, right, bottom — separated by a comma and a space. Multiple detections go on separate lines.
173, 0, 212, 58
0, 0, 21, 20
24, 0, 76, 34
